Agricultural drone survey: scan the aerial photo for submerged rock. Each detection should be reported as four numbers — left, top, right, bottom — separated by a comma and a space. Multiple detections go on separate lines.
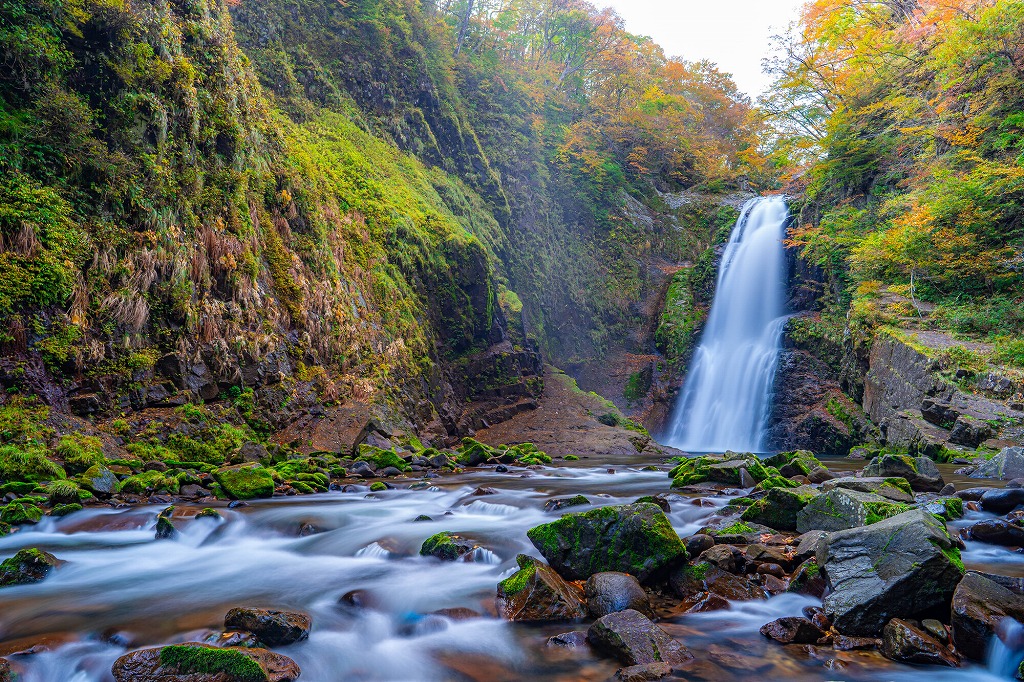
223, 608, 311, 647
881, 618, 960, 667
496, 554, 587, 622
526, 503, 685, 582
963, 518, 1024, 546
951, 572, 1024, 661
543, 495, 590, 512
614, 662, 672, 681
818, 508, 964, 636
111, 643, 299, 682
587, 609, 692, 666
980, 488, 1024, 514
585, 572, 652, 618
0, 548, 62, 587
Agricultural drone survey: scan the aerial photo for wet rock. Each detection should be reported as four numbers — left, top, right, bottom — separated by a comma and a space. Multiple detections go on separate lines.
955, 487, 993, 502
864, 454, 943, 492
684, 534, 715, 558
796, 488, 908, 533
587, 609, 692, 666
224, 608, 311, 647
818, 508, 964, 636
963, 519, 1024, 546
614, 662, 673, 681
669, 562, 765, 602
759, 617, 824, 644
745, 543, 796, 572
0, 658, 12, 682
634, 494, 671, 513
821, 476, 915, 503
202, 631, 261, 648
527, 503, 685, 582
971, 447, 1024, 479
951, 571, 1024, 661
81, 465, 119, 497
939, 483, 957, 495
496, 554, 587, 622
419, 532, 480, 561
546, 631, 589, 649
787, 558, 826, 598
213, 464, 274, 500
741, 485, 819, 532
980, 488, 1024, 514
543, 495, 590, 512
793, 530, 828, 562
881, 618, 960, 667
921, 618, 948, 643
111, 643, 299, 682
0, 548, 63, 587
585, 572, 652, 618
431, 607, 480, 620
378, 466, 402, 478
155, 507, 177, 540
237, 441, 268, 463
807, 466, 834, 484
676, 592, 730, 613
699, 544, 744, 573
833, 635, 880, 651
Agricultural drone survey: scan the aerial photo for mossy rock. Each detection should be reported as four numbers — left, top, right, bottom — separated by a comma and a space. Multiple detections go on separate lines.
0, 501, 43, 525
753, 475, 800, 492
213, 464, 274, 500
420, 531, 479, 561
496, 554, 587, 622
49, 503, 83, 517
0, 547, 62, 587
526, 503, 685, 582
742, 485, 820, 532
454, 438, 499, 466
155, 644, 270, 681
356, 447, 409, 472
196, 508, 222, 520
796, 488, 910, 533
118, 470, 180, 495
368, 482, 387, 492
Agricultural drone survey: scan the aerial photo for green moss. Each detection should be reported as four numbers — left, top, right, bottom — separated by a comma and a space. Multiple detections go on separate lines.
717, 521, 756, 535
118, 470, 180, 495
0, 444, 66, 483
686, 561, 711, 581
754, 475, 799, 492
498, 556, 536, 595
564, 455, 580, 461
369, 482, 387, 492
213, 464, 274, 500
158, 645, 267, 682
940, 497, 964, 519
880, 477, 913, 497
0, 501, 43, 524
196, 508, 222, 520
48, 502, 81, 517
864, 501, 911, 526
357, 447, 410, 472
54, 434, 104, 474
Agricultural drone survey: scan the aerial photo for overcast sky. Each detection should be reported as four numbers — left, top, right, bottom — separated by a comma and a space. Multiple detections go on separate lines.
604, 0, 808, 98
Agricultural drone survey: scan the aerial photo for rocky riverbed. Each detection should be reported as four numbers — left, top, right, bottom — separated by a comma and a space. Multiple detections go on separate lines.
3, 445, 1024, 681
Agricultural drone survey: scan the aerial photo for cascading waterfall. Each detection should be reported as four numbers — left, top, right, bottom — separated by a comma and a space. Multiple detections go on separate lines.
665, 196, 790, 453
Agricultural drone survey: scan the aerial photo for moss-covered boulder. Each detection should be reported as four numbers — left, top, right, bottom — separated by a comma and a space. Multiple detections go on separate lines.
766, 450, 826, 477
864, 454, 943, 492
496, 554, 587, 622
111, 643, 300, 682
454, 438, 498, 467
419, 532, 480, 561
796, 488, 910, 533
526, 503, 685, 582
118, 470, 180, 496
0, 548, 62, 587
821, 476, 914, 503
670, 454, 781, 488
80, 464, 119, 496
818, 508, 964, 636
213, 464, 274, 500
742, 486, 820, 532
0, 500, 43, 525
355, 446, 409, 472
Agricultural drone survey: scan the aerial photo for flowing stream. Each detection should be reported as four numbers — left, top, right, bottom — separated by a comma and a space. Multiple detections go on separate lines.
0, 457, 1019, 681
665, 196, 790, 453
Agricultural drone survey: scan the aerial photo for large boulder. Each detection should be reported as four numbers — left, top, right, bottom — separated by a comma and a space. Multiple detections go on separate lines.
223, 608, 311, 647
81, 464, 119, 496
864, 454, 943, 492
951, 572, 1024, 661
817, 508, 965, 636
0, 548, 62, 587
970, 447, 1024, 480
740, 486, 819, 532
881, 618, 960, 667
796, 488, 909, 533
526, 503, 685, 582
496, 554, 587, 622
111, 643, 300, 682
587, 609, 692, 666
213, 464, 274, 500
585, 572, 652, 618
821, 476, 914, 503
980, 488, 1024, 514
963, 519, 1024, 547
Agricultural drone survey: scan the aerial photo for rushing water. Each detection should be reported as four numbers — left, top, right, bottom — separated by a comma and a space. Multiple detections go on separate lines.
665, 196, 790, 453
0, 456, 1019, 681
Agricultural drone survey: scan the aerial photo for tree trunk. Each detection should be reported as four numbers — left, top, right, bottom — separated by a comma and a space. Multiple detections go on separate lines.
454, 0, 475, 57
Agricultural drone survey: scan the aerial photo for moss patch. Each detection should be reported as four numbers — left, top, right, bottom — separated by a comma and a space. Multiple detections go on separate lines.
158, 645, 267, 682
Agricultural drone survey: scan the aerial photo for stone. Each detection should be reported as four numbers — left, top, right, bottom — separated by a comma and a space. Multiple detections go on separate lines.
921, 398, 960, 428
881, 618, 960, 667
669, 562, 765, 603
951, 571, 1024, 661
980, 488, 1024, 514
223, 608, 311, 647
745, 543, 797, 571
684, 534, 715, 558
0, 548, 62, 587
956, 487, 993, 501
796, 488, 909, 533
587, 609, 692, 666
111, 643, 299, 682
921, 619, 947, 643
585, 572, 652, 618
543, 495, 590, 512
614, 662, 673, 682
81, 465, 119, 496
793, 530, 828, 562
787, 558, 826, 598
546, 631, 589, 649
419, 532, 480, 561
864, 454, 943, 492
237, 442, 268, 463
497, 554, 587, 622
741, 486, 819, 532
699, 544, 744, 574
817, 508, 965, 636
821, 476, 914, 503
833, 635, 880, 651
527, 503, 685, 582
213, 464, 274, 500
964, 519, 1024, 546
759, 617, 825, 644
971, 447, 1024, 480
949, 415, 994, 448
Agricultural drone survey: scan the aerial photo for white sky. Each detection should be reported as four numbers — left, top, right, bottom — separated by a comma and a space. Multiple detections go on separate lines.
604, 0, 808, 98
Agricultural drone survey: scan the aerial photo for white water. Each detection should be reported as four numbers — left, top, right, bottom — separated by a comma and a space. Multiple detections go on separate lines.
666, 196, 790, 453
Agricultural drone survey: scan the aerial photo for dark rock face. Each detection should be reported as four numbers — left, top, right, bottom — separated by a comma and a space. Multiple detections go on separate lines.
496, 554, 587, 622
223, 608, 311, 647
587, 609, 692, 666
864, 454, 943, 492
951, 572, 1024, 661
949, 415, 994, 447
669, 562, 765, 606
980, 488, 1024, 514
585, 572, 653, 618
881, 618, 960, 667
971, 447, 1024, 480
527, 503, 686, 582
818, 509, 964, 636
0, 548, 63, 587
963, 519, 1024, 546
111, 644, 300, 682
759, 617, 824, 645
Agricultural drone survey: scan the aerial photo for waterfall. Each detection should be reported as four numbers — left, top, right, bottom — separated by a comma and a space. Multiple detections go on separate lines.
665, 196, 789, 453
